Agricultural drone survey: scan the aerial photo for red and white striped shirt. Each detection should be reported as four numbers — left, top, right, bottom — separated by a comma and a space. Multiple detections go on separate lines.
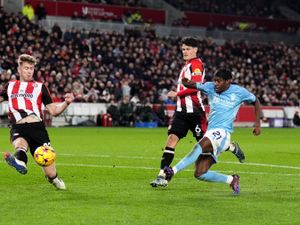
176, 58, 205, 113
0, 80, 53, 124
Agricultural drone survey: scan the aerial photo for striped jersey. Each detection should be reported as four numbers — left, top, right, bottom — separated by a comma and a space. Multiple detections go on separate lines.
0, 80, 53, 124
176, 57, 205, 113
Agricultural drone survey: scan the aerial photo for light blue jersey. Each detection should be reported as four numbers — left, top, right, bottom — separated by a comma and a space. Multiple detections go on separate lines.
196, 82, 256, 133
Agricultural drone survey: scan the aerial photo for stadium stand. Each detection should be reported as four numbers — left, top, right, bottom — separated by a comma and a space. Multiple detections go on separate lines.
0, 2, 299, 127
55, 0, 146, 7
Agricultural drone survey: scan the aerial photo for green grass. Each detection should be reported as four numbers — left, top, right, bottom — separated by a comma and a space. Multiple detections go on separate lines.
0, 127, 299, 225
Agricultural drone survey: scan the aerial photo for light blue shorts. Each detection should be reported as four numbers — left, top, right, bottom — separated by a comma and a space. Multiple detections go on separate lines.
203, 128, 231, 162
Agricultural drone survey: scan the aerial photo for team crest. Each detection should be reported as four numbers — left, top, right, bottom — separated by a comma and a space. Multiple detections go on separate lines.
192, 68, 202, 75
230, 94, 236, 101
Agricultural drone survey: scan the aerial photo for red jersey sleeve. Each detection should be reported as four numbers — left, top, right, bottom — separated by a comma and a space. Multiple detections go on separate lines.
176, 88, 198, 97
177, 58, 204, 97
190, 59, 204, 83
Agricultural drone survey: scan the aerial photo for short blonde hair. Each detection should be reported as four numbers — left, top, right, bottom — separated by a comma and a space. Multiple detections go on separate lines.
18, 54, 37, 66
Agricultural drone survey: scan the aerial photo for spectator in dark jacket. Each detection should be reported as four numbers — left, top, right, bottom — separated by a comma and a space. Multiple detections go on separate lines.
107, 99, 120, 126
293, 110, 300, 126
35, 2, 47, 21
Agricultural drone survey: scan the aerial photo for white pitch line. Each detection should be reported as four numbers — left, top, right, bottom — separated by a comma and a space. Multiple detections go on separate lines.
58, 153, 300, 170
60, 153, 159, 160
54, 163, 300, 177
221, 161, 300, 170
0, 159, 299, 177
1, 151, 300, 171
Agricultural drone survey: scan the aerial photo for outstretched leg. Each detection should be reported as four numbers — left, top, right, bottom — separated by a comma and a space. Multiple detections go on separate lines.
226, 141, 245, 163
194, 137, 240, 195
42, 151, 66, 190
4, 138, 28, 175
173, 143, 202, 174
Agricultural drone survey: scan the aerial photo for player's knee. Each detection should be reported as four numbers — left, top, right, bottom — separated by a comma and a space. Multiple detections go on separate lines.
194, 169, 206, 178
166, 134, 180, 147
168, 133, 179, 142
194, 171, 201, 178
195, 173, 207, 181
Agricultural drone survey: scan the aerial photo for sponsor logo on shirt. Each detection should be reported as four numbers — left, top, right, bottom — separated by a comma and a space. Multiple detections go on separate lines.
10, 93, 33, 99
212, 95, 235, 107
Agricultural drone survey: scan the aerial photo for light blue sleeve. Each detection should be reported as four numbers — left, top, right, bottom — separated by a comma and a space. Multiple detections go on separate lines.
239, 86, 256, 103
196, 82, 214, 95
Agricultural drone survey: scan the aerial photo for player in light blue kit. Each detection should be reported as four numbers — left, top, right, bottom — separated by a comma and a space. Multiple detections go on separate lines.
164, 69, 261, 195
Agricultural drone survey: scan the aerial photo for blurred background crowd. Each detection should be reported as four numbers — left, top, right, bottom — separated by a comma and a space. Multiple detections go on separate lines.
0, 0, 299, 126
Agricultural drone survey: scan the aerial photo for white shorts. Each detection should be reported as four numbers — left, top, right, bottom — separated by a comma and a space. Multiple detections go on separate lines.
203, 128, 231, 162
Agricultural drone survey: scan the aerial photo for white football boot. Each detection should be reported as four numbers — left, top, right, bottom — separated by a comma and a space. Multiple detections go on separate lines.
49, 177, 66, 190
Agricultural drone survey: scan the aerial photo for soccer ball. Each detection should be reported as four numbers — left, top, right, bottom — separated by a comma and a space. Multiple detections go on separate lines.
34, 146, 56, 167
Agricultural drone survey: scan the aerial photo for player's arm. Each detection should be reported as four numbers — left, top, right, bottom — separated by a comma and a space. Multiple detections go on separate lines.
46, 93, 74, 117
41, 84, 74, 117
182, 78, 197, 89
182, 78, 212, 96
167, 82, 199, 97
252, 97, 261, 136
175, 88, 198, 97
167, 88, 198, 98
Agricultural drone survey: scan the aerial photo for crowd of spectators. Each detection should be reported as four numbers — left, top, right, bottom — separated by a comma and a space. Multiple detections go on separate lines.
0, 8, 299, 126
172, 15, 191, 27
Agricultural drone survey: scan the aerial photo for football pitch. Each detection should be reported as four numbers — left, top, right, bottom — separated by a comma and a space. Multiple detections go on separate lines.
0, 127, 299, 225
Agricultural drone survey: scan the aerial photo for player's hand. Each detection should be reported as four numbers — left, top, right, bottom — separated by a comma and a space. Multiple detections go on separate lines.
182, 78, 196, 89
167, 91, 177, 98
253, 126, 261, 136
64, 93, 74, 105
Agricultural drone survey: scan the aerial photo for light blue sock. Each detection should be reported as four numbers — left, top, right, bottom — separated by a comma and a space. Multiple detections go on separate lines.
173, 143, 202, 173
197, 171, 228, 183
